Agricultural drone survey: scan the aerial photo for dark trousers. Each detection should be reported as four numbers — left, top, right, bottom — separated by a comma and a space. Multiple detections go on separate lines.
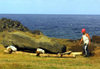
83, 44, 89, 57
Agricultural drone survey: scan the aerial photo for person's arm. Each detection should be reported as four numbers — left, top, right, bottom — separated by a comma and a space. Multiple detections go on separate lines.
86, 33, 91, 46
79, 37, 83, 46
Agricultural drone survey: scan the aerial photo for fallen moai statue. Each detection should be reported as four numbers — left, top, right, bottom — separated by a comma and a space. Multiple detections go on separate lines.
2, 31, 66, 54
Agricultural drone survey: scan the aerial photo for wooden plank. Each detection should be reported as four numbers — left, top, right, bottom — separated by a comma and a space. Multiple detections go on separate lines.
15, 51, 76, 58
71, 52, 82, 56
40, 53, 76, 58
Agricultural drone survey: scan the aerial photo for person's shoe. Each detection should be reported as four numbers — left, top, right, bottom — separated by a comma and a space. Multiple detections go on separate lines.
84, 55, 89, 57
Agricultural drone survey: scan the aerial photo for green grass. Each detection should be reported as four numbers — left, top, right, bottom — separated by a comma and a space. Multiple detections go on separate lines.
0, 45, 100, 69
0, 55, 100, 69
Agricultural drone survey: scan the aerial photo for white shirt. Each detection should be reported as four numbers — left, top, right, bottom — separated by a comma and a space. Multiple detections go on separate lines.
37, 48, 45, 54
7, 45, 17, 51
82, 34, 89, 44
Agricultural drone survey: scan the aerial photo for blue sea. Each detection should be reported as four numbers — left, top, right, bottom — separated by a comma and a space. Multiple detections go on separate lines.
0, 14, 100, 39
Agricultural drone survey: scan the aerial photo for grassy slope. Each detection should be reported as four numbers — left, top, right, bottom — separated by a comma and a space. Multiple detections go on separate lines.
0, 31, 100, 69
0, 45, 100, 69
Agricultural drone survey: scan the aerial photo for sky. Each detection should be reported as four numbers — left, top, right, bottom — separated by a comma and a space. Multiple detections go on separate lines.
0, 0, 100, 14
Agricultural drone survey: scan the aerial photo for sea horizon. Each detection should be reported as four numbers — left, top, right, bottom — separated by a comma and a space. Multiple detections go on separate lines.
0, 14, 100, 39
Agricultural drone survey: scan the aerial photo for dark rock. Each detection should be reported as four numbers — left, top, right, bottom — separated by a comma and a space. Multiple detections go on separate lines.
92, 35, 100, 43
0, 18, 29, 32
32, 30, 43, 35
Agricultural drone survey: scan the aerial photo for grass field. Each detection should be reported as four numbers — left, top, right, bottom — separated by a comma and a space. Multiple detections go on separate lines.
0, 45, 100, 69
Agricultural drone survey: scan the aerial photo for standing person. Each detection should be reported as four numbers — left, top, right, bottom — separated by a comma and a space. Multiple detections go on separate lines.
79, 28, 91, 57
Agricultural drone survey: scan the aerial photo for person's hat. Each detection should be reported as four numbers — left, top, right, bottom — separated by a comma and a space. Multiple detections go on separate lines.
81, 28, 86, 33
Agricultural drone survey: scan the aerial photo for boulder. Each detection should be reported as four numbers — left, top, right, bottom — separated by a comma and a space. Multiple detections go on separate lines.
92, 35, 100, 43
32, 30, 43, 35
2, 31, 66, 53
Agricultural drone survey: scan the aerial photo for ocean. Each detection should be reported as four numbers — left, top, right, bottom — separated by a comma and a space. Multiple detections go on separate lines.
0, 14, 100, 39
